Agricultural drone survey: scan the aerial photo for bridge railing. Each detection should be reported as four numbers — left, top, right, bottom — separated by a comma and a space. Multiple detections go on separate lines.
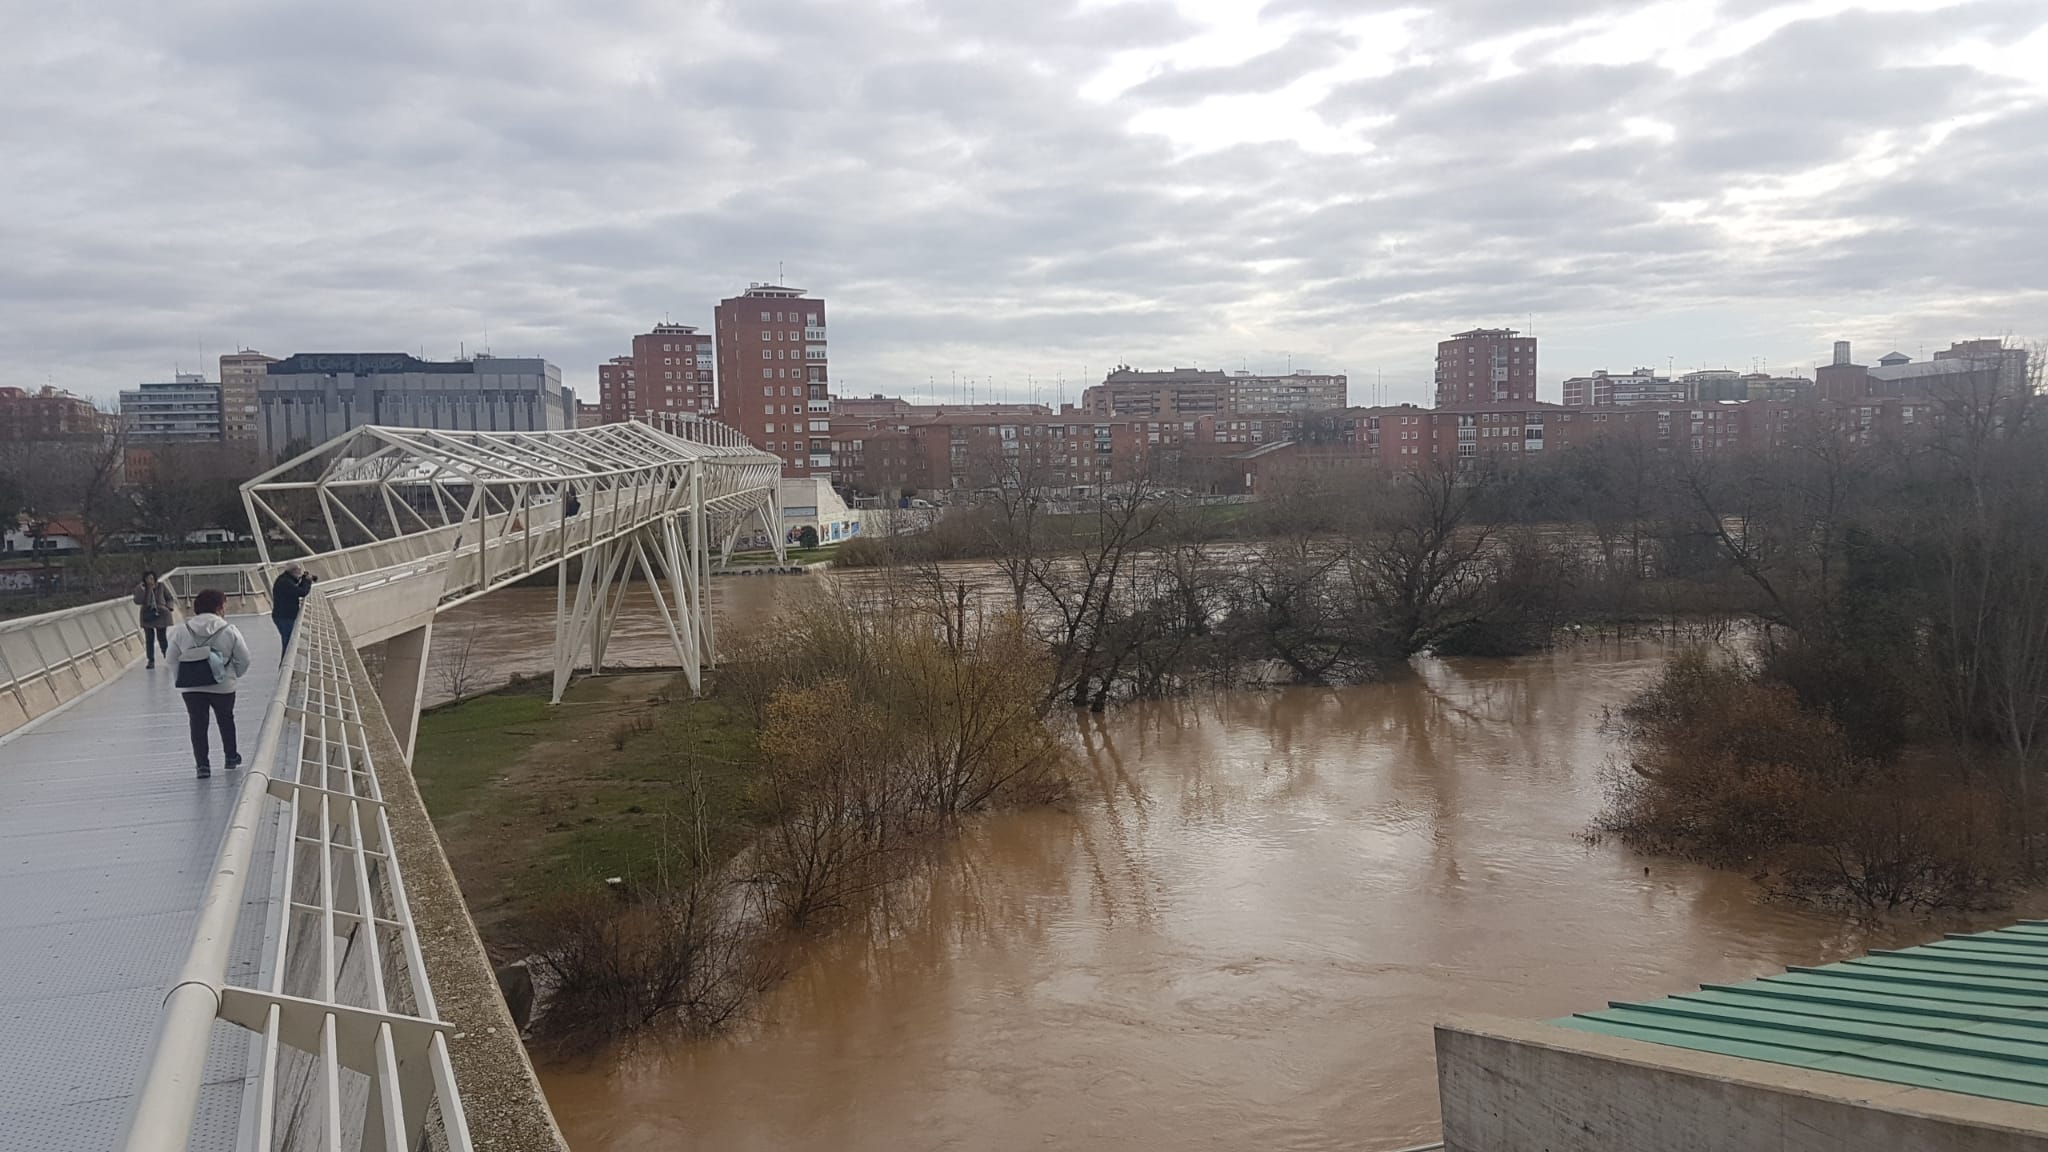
0, 565, 281, 739
0, 595, 145, 735
123, 591, 472, 1152
161, 562, 272, 615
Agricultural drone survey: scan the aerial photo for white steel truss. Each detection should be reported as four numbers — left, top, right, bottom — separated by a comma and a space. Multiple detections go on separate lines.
241, 416, 784, 702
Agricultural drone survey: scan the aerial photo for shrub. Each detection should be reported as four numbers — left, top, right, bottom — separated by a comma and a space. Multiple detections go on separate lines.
522, 877, 773, 1053
1603, 650, 2020, 911
1603, 650, 1856, 865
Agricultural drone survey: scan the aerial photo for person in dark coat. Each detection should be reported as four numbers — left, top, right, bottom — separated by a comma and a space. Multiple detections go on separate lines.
133, 570, 176, 669
270, 562, 315, 653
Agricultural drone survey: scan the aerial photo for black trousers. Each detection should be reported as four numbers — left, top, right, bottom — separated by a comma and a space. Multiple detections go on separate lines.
143, 626, 169, 663
182, 691, 239, 766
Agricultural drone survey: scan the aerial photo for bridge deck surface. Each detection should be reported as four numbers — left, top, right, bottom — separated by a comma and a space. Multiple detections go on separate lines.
0, 616, 283, 1152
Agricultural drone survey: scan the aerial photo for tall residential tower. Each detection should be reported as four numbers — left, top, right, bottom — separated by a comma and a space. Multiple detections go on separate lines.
715, 284, 827, 476
598, 323, 715, 422
1435, 328, 1537, 408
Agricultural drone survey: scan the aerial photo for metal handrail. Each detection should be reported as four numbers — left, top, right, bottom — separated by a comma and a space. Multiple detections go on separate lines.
0, 565, 279, 739
0, 594, 145, 737
122, 592, 471, 1151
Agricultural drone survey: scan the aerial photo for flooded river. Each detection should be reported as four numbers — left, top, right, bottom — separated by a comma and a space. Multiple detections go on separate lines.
418, 579, 791, 706
524, 633, 1969, 1151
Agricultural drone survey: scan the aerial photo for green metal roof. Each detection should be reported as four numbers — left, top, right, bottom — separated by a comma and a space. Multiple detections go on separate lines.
1555, 921, 2048, 1108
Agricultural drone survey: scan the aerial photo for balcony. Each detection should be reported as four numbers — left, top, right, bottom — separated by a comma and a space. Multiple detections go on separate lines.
804, 346, 827, 361
808, 400, 830, 414
809, 454, 833, 469
804, 326, 827, 341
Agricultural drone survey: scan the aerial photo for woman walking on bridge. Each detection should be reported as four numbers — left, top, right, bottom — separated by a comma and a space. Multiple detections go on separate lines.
132, 570, 175, 669
168, 589, 252, 779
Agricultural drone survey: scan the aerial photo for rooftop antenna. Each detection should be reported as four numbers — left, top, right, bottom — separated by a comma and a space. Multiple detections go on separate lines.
778, 260, 785, 284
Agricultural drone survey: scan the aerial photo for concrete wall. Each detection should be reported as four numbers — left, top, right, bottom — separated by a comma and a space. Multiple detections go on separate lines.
1437, 1015, 2048, 1152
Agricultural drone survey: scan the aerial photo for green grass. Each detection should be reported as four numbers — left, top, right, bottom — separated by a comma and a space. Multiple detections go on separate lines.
411, 687, 551, 817
411, 673, 766, 931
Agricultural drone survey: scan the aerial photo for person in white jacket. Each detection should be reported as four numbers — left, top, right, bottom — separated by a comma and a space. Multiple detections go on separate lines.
166, 588, 254, 779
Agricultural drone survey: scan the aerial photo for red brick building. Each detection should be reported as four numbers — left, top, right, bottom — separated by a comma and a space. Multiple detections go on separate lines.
1082, 366, 1347, 418
0, 386, 108, 441
597, 323, 715, 423
596, 356, 636, 423
1082, 367, 1229, 418
715, 285, 828, 477
1435, 328, 1537, 408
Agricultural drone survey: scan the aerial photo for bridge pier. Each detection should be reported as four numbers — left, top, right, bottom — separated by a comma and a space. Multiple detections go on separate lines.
376, 621, 434, 763
549, 519, 719, 705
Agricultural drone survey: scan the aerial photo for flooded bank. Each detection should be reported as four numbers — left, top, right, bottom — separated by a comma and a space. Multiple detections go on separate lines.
532, 639, 1974, 1151
417, 577, 792, 706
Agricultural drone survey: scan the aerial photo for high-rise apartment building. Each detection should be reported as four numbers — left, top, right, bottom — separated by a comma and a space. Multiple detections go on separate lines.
120, 374, 224, 443
599, 323, 716, 422
1083, 368, 1229, 417
1561, 368, 1684, 407
635, 323, 714, 415
596, 356, 636, 423
1227, 370, 1347, 414
218, 350, 277, 443
1082, 367, 1349, 417
715, 284, 828, 476
1435, 328, 1537, 408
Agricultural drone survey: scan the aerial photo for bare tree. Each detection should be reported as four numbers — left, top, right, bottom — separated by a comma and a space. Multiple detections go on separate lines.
436, 622, 485, 701
1345, 460, 1500, 656
1029, 479, 1175, 710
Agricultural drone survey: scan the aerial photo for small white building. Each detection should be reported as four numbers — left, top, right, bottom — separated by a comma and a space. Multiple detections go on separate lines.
2, 520, 86, 554
779, 476, 866, 546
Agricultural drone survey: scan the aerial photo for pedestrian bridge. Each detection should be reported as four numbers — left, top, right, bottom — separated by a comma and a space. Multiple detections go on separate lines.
0, 416, 784, 1152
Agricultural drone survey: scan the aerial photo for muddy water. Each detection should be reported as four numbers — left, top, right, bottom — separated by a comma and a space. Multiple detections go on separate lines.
417, 578, 795, 706
533, 639, 1974, 1152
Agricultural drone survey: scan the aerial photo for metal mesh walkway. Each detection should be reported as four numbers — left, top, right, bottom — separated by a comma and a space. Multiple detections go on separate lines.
0, 618, 283, 1151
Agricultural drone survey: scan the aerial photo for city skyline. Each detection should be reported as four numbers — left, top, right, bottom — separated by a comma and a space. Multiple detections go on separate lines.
6, 1, 2046, 406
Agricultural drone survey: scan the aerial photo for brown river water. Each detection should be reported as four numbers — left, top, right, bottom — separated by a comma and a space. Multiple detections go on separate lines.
430, 579, 2007, 1151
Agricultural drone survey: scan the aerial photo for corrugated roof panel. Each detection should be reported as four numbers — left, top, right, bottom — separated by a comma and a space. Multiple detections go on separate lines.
1556, 921, 2048, 1109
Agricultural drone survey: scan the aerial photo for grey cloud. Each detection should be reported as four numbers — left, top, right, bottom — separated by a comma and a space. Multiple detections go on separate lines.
1122, 32, 1355, 103
0, 0, 2043, 405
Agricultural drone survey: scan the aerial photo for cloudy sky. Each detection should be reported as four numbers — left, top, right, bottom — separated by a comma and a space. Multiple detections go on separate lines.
6, 0, 2045, 409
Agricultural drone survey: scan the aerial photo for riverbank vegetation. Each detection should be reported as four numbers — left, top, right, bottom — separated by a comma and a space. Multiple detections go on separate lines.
838, 457, 1756, 710
833, 361, 2047, 912
416, 591, 1073, 1052
1596, 366, 2048, 911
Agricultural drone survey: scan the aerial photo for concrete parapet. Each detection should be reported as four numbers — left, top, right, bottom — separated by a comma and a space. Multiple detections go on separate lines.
1437, 1014, 2048, 1152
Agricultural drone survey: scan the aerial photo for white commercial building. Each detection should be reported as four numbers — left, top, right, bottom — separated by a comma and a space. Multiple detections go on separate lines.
257, 352, 572, 458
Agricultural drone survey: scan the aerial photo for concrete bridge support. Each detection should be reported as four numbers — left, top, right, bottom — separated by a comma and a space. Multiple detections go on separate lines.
374, 622, 434, 763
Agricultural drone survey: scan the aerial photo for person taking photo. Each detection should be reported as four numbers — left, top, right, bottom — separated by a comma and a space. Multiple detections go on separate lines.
271, 562, 315, 653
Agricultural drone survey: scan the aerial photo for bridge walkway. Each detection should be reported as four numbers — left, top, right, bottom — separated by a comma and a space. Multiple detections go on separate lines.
0, 618, 283, 1151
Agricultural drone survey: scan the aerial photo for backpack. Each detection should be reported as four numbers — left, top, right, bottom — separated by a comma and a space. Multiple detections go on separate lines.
175, 628, 229, 688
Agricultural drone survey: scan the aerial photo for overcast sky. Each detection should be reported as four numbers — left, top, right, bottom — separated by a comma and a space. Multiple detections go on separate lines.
6, 0, 2045, 408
